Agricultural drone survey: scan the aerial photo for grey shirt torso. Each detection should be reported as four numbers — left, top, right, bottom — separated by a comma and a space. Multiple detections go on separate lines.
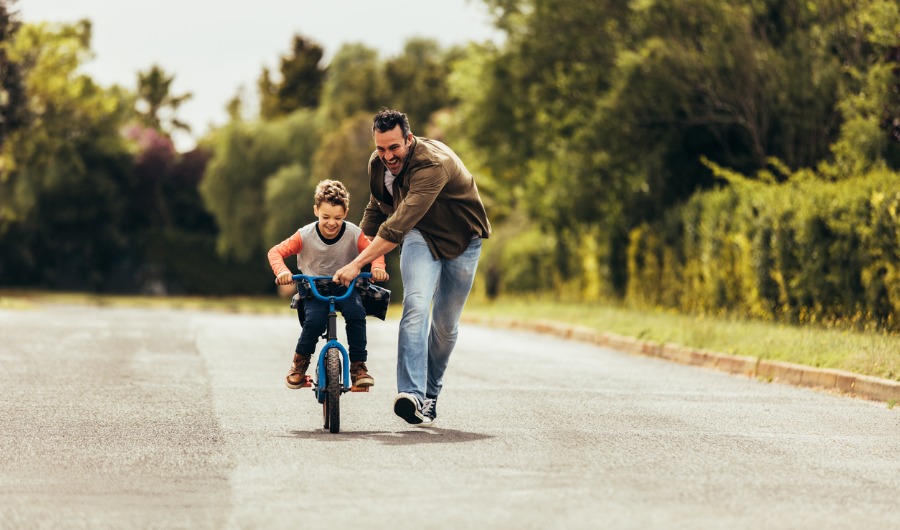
296, 222, 363, 276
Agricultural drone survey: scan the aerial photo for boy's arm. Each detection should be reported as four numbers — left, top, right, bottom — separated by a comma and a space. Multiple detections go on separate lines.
267, 232, 303, 284
357, 232, 389, 282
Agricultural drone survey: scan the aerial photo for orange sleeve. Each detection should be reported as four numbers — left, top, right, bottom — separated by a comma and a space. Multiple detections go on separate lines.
357, 232, 387, 271
267, 231, 304, 277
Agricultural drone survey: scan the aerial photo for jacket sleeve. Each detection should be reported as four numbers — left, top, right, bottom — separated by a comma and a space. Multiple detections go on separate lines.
376, 164, 447, 244
360, 193, 389, 238
267, 231, 303, 277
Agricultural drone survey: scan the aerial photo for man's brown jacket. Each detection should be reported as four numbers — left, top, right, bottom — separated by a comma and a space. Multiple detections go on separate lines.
361, 136, 491, 260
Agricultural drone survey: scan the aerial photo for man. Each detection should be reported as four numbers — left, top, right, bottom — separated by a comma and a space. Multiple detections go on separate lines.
333, 108, 491, 426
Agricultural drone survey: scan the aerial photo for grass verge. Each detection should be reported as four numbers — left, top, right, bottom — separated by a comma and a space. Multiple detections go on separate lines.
463, 295, 900, 382
3, 290, 899, 382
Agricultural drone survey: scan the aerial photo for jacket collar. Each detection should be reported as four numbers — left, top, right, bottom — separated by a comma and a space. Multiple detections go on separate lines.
372, 136, 419, 201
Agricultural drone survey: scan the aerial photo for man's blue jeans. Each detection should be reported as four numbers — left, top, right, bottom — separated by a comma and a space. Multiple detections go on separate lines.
397, 229, 482, 400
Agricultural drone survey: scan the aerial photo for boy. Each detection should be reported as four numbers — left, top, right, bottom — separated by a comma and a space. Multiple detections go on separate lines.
268, 180, 388, 389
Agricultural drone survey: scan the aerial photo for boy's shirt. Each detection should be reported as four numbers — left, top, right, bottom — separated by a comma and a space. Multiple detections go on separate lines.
268, 221, 386, 278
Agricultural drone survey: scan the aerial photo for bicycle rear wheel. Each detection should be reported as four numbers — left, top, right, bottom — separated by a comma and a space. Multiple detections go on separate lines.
322, 347, 341, 433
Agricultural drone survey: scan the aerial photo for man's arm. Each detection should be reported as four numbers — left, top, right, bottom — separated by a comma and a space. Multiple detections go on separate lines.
333, 235, 398, 286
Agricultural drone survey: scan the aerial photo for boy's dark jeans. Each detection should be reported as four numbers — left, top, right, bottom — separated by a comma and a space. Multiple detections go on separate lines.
296, 290, 367, 362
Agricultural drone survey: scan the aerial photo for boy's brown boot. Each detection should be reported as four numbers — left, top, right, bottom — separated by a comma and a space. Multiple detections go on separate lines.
350, 361, 374, 388
286, 353, 311, 389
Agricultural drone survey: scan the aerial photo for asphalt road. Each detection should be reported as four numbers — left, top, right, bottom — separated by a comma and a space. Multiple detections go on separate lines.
1, 304, 898, 530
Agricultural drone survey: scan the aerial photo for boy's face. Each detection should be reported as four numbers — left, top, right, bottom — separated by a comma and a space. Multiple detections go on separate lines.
313, 202, 347, 239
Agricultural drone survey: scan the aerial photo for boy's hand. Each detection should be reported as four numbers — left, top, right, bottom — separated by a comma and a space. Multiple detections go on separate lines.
371, 268, 389, 282
275, 271, 293, 285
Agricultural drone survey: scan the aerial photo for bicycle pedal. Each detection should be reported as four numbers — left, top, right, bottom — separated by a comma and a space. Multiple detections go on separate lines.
349, 386, 370, 392
300, 375, 313, 388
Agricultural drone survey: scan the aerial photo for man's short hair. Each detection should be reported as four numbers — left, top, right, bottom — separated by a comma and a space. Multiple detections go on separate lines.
373, 108, 411, 138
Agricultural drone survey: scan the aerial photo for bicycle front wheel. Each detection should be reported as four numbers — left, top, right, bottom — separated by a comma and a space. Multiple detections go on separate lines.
322, 347, 341, 433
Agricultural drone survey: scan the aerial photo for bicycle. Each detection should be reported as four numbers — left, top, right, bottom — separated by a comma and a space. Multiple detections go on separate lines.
291, 272, 372, 433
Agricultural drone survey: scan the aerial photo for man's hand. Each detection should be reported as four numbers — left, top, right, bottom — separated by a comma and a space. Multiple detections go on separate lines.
371, 267, 389, 282
275, 271, 293, 286
333, 262, 362, 286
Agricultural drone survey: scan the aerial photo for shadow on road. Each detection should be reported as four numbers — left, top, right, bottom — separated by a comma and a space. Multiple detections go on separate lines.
284, 428, 494, 445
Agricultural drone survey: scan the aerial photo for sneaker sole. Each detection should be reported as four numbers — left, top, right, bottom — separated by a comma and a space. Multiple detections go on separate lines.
393, 394, 424, 425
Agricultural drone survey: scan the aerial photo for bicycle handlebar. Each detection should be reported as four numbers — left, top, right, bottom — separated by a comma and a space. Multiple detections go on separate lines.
291, 273, 372, 302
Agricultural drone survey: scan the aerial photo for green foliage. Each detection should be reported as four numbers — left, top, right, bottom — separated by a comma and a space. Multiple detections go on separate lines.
310, 112, 373, 217
820, 0, 900, 177
317, 43, 386, 125
140, 228, 269, 295
0, 0, 28, 148
258, 34, 325, 120
456, 0, 900, 310
122, 125, 220, 293
8, 0, 900, 307
136, 64, 192, 135
0, 20, 134, 288
627, 167, 900, 330
263, 162, 313, 245
479, 213, 556, 298
381, 38, 457, 130
200, 109, 321, 262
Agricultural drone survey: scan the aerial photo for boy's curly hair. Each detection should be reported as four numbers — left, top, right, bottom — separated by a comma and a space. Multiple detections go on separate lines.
314, 179, 350, 210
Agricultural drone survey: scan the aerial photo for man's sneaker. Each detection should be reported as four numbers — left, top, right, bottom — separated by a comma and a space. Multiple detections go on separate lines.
393, 393, 432, 426
285, 353, 311, 389
423, 395, 438, 424
350, 361, 374, 388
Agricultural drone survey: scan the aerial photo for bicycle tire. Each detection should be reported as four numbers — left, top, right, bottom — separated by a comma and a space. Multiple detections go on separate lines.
323, 347, 341, 433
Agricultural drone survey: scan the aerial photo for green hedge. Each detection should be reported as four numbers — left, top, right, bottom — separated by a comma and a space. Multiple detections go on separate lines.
140, 228, 270, 295
627, 169, 900, 329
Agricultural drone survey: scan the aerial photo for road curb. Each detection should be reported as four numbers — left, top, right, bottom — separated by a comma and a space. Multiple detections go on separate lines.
462, 315, 900, 404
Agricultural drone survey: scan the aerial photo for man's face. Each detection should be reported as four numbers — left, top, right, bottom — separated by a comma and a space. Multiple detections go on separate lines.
374, 124, 411, 175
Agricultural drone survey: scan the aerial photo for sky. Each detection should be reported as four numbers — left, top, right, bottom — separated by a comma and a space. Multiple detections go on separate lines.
17, 0, 506, 151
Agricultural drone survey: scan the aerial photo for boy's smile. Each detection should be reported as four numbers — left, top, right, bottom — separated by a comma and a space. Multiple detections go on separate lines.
314, 202, 346, 239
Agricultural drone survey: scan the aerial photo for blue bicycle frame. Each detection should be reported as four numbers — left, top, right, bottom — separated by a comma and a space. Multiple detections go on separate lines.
292, 272, 371, 403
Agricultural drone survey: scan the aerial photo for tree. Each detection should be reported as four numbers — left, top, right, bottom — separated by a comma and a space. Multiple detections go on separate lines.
310, 112, 374, 214
382, 38, 456, 129
0, 20, 134, 288
0, 0, 28, 149
200, 109, 321, 262
258, 34, 325, 120
136, 64, 192, 136
823, 0, 900, 176
318, 43, 386, 125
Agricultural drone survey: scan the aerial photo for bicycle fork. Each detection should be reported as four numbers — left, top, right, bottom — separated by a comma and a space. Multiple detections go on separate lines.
314, 298, 353, 403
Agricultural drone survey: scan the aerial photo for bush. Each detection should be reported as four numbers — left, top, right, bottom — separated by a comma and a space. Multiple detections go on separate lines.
626, 168, 900, 330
